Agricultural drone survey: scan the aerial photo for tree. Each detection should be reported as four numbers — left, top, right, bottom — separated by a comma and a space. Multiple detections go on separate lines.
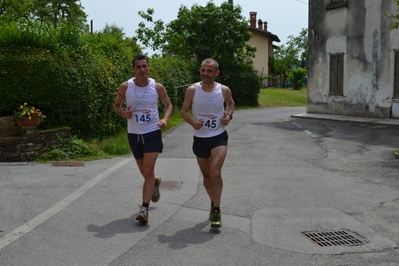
386, 0, 399, 29
136, 2, 255, 64
0, 0, 87, 29
270, 28, 308, 87
0, 0, 33, 20
135, 2, 260, 106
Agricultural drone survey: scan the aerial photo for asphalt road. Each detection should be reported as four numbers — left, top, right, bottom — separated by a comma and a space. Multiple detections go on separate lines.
1, 106, 399, 266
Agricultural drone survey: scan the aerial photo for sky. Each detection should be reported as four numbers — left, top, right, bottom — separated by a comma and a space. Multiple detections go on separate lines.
80, 0, 308, 53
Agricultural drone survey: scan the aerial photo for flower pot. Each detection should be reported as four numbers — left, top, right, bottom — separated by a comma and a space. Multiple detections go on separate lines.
15, 117, 40, 127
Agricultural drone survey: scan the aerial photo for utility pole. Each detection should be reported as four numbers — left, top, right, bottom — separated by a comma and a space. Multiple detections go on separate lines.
228, 0, 233, 4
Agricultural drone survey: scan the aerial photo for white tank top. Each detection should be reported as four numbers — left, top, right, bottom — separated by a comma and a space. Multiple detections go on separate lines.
125, 78, 160, 134
192, 82, 225, 138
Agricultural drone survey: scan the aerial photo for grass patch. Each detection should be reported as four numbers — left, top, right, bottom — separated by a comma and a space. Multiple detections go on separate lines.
161, 110, 185, 133
258, 87, 307, 107
87, 130, 131, 158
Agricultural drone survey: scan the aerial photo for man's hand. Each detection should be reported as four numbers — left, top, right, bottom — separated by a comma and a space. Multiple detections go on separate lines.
192, 119, 204, 130
124, 106, 133, 119
221, 112, 231, 126
158, 118, 168, 129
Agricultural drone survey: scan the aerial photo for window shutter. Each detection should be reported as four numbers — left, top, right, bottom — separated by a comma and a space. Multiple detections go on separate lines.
330, 55, 337, 95
337, 54, 344, 96
329, 54, 344, 96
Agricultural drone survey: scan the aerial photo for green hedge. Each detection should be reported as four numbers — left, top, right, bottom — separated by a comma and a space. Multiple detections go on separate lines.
0, 22, 140, 139
219, 64, 260, 107
149, 56, 196, 109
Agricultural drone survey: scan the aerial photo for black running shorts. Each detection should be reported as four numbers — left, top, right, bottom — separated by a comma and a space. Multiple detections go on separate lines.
128, 129, 163, 159
192, 130, 228, 158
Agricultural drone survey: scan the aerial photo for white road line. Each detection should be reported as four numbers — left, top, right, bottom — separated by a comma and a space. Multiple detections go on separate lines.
285, 118, 315, 137
304, 130, 313, 136
293, 122, 302, 128
286, 118, 312, 135
285, 118, 303, 129
0, 158, 131, 251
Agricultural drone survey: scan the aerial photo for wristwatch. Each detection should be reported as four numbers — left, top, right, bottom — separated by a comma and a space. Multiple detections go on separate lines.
227, 113, 233, 120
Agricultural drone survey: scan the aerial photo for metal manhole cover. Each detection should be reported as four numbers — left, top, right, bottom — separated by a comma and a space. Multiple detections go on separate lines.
139, 181, 182, 190
302, 230, 366, 247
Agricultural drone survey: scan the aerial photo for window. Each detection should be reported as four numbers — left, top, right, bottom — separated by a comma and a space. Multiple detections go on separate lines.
394, 51, 399, 99
326, 0, 347, 10
329, 53, 344, 96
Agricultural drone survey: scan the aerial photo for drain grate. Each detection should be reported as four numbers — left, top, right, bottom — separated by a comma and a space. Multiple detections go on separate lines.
140, 181, 182, 190
52, 161, 85, 167
302, 230, 366, 247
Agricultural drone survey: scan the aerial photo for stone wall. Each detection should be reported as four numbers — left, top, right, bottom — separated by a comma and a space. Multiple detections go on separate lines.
0, 116, 71, 161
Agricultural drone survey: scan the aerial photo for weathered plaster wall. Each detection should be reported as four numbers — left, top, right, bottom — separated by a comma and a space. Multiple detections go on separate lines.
308, 0, 399, 118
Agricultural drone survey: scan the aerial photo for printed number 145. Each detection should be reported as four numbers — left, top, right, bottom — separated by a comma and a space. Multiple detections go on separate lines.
203, 120, 216, 128
135, 114, 151, 123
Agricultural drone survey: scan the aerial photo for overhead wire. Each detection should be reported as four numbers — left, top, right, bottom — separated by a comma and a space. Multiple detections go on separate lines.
297, 0, 308, 4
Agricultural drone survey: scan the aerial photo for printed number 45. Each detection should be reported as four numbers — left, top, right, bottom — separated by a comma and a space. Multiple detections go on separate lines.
203, 120, 216, 128
135, 114, 151, 123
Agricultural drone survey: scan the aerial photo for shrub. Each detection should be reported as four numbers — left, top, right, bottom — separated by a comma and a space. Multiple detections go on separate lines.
287, 67, 307, 90
36, 135, 96, 160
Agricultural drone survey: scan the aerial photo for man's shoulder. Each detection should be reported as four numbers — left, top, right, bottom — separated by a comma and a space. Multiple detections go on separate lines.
122, 77, 134, 86
183, 84, 196, 97
219, 83, 230, 91
216, 82, 227, 88
186, 83, 198, 93
119, 80, 129, 88
154, 82, 165, 90
189, 83, 198, 89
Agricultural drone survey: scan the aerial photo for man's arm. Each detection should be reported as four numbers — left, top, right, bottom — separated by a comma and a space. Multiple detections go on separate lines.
113, 82, 132, 118
224, 86, 235, 115
221, 85, 235, 125
156, 83, 173, 129
181, 85, 203, 130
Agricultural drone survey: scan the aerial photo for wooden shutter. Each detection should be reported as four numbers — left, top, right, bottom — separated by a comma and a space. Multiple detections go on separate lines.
329, 54, 344, 96
336, 54, 344, 96
329, 55, 337, 95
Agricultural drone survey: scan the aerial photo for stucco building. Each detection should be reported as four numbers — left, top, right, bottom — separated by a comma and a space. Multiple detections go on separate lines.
308, 0, 399, 118
248, 12, 280, 87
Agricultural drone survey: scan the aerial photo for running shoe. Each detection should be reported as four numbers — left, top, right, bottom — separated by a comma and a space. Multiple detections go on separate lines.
136, 205, 149, 223
210, 211, 222, 228
151, 176, 162, 203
